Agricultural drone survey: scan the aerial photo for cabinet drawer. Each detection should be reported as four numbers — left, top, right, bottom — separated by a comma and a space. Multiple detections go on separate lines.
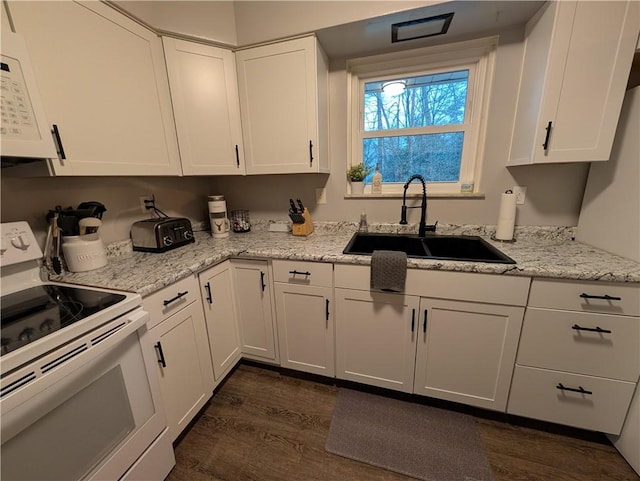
507, 365, 636, 435
143, 275, 201, 329
517, 308, 640, 381
272, 260, 332, 287
528, 279, 639, 316
334, 264, 530, 306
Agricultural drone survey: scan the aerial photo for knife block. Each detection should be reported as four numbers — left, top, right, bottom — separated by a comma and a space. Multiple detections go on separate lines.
292, 208, 314, 236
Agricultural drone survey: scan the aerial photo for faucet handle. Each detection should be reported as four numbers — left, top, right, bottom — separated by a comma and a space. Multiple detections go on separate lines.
425, 221, 438, 233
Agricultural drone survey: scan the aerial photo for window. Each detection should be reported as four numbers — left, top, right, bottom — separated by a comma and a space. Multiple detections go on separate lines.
347, 37, 497, 195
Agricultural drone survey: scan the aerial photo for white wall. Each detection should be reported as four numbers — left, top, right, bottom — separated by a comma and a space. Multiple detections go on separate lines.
212, 24, 590, 227
0, 176, 212, 245
577, 87, 640, 262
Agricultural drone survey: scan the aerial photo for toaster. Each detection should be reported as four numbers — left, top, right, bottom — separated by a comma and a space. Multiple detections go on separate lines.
131, 217, 195, 253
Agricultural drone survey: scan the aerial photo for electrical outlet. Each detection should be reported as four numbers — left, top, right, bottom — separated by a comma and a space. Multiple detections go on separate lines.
139, 195, 154, 214
315, 187, 327, 205
512, 186, 527, 205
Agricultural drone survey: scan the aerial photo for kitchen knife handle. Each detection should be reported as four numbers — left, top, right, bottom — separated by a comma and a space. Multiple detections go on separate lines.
51, 124, 66, 161
309, 140, 313, 166
154, 342, 167, 368
579, 293, 621, 301
542, 121, 552, 151
260, 271, 266, 292
204, 282, 213, 304
163, 291, 188, 306
571, 324, 612, 334
556, 383, 592, 396
235, 144, 240, 167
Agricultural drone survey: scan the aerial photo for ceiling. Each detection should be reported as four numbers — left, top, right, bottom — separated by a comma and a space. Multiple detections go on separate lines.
316, 1, 545, 59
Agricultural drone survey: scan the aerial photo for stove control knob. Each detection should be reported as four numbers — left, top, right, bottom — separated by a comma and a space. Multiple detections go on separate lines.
163, 236, 173, 247
40, 319, 55, 333
184, 230, 193, 240
11, 236, 30, 251
18, 327, 34, 341
1, 337, 11, 353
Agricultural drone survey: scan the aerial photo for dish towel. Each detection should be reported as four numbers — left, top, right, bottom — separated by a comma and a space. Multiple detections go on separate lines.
370, 250, 407, 292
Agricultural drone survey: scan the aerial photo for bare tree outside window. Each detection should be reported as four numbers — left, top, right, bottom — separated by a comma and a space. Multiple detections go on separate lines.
362, 70, 469, 184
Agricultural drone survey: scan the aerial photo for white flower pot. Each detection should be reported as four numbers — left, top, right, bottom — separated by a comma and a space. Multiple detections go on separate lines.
350, 181, 365, 195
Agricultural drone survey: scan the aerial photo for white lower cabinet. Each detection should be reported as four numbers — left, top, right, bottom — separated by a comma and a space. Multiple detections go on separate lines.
231, 259, 278, 363
144, 275, 214, 441
413, 298, 524, 410
334, 289, 419, 392
272, 260, 334, 376
508, 278, 640, 434
199, 261, 242, 381
334, 264, 529, 411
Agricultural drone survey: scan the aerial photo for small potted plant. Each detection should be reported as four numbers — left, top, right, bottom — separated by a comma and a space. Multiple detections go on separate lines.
347, 163, 370, 195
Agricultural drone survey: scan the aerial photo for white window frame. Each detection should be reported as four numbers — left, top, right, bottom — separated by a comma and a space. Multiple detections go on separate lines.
347, 37, 497, 196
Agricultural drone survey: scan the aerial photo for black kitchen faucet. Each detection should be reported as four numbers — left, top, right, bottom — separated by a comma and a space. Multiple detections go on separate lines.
399, 174, 437, 237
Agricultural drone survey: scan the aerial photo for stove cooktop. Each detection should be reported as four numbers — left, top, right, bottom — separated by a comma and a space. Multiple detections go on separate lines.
1, 284, 126, 356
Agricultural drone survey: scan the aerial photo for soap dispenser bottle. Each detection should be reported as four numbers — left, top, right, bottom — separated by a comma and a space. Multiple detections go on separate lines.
358, 211, 368, 232
372, 164, 383, 194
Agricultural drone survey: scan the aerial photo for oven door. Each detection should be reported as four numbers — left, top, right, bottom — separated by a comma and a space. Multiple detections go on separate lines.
0, 308, 170, 481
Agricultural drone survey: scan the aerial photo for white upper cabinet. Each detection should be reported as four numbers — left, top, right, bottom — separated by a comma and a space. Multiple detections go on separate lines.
8, 0, 181, 175
162, 38, 245, 175
508, 1, 640, 165
235, 35, 329, 174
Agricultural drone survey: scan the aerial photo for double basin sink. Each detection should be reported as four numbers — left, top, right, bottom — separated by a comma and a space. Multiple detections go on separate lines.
343, 232, 515, 264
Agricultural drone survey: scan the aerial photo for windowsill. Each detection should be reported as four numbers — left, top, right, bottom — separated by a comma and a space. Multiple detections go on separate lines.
344, 192, 486, 199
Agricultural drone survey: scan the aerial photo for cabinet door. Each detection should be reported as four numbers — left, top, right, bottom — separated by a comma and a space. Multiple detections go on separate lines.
334, 288, 419, 393
200, 262, 241, 381
236, 36, 328, 174
414, 298, 524, 411
150, 301, 214, 441
8, 0, 181, 175
508, 1, 639, 164
232, 259, 277, 362
162, 38, 245, 175
274, 282, 333, 376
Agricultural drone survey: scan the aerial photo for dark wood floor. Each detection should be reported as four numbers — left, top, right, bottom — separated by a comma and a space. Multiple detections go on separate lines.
167, 362, 639, 481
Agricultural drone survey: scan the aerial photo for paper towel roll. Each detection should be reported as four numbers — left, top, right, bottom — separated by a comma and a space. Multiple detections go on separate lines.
495, 192, 517, 240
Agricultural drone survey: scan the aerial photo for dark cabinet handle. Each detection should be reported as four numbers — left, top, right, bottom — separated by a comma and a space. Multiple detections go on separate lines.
51, 124, 66, 160
154, 341, 167, 368
326, 299, 330, 321
542, 120, 552, 151
260, 271, 266, 292
204, 282, 213, 304
580, 293, 622, 301
289, 270, 311, 276
572, 324, 612, 334
423, 309, 428, 334
163, 291, 188, 306
411, 309, 415, 332
309, 140, 314, 166
235, 144, 240, 167
556, 383, 592, 396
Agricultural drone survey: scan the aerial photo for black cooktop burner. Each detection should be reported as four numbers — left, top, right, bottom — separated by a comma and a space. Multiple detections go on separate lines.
0, 284, 126, 356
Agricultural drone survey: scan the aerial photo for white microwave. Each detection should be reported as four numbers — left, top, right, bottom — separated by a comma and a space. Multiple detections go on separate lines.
0, 31, 58, 161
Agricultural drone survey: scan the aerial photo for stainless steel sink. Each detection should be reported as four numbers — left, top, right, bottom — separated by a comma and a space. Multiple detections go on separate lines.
343, 232, 515, 264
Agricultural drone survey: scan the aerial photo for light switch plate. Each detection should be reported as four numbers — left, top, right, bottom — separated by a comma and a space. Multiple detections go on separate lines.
512, 186, 527, 205
316, 188, 327, 205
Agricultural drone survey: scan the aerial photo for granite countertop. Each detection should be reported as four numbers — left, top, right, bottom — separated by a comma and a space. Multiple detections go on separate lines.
54, 222, 640, 296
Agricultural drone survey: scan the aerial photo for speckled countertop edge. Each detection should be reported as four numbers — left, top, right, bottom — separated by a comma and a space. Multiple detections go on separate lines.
53, 222, 640, 296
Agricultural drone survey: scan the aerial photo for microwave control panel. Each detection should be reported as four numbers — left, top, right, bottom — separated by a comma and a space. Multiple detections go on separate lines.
0, 55, 40, 141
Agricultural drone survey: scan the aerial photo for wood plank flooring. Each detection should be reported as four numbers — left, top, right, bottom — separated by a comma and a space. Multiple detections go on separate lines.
167, 362, 639, 481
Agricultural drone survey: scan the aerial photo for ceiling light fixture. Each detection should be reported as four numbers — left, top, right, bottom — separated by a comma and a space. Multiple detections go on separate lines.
391, 12, 454, 43
382, 80, 406, 96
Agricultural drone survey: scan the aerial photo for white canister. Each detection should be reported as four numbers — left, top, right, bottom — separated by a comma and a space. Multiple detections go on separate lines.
208, 195, 230, 239
61, 234, 108, 272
